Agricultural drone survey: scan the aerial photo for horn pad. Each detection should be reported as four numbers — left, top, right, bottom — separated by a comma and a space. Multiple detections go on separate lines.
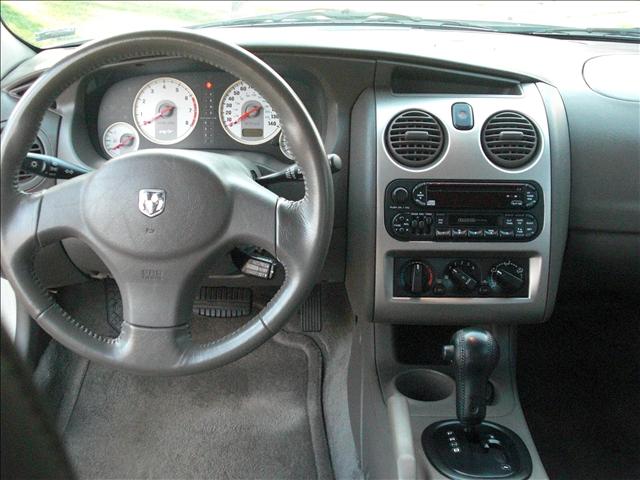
83, 150, 230, 259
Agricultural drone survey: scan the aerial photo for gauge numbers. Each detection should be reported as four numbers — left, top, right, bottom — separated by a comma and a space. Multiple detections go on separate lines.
133, 77, 199, 145
102, 122, 139, 158
219, 80, 281, 145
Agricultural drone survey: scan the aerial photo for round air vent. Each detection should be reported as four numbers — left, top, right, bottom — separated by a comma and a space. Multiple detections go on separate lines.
0, 125, 47, 192
18, 138, 47, 191
386, 110, 445, 167
481, 111, 539, 168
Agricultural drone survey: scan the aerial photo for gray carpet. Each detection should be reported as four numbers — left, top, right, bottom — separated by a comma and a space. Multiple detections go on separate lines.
60, 316, 332, 480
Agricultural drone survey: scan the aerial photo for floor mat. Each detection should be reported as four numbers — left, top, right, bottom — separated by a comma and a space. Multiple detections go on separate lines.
62, 316, 332, 480
518, 291, 639, 480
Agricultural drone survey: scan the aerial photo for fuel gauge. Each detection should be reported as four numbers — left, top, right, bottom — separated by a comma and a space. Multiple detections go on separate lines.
103, 122, 139, 158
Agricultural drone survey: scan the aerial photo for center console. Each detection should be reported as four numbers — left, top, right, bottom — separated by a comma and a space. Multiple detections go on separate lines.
345, 64, 570, 480
373, 82, 559, 324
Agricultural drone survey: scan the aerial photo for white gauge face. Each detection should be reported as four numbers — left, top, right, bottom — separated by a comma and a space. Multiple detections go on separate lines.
219, 80, 281, 145
279, 131, 295, 160
102, 122, 139, 158
133, 77, 199, 145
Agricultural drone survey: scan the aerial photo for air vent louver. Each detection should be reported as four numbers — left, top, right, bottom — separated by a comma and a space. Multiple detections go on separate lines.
481, 111, 539, 168
17, 138, 45, 186
0, 125, 46, 192
386, 110, 445, 167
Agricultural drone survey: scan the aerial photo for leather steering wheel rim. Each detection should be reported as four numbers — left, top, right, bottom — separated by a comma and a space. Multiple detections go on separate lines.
0, 30, 333, 375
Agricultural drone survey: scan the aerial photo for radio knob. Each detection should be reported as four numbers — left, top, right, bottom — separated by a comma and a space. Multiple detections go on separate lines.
489, 261, 525, 294
391, 187, 409, 204
447, 260, 478, 292
402, 261, 433, 295
412, 182, 427, 206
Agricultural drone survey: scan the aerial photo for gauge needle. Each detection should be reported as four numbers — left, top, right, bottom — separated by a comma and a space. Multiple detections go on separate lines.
227, 105, 262, 127
143, 105, 175, 125
111, 134, 135, 151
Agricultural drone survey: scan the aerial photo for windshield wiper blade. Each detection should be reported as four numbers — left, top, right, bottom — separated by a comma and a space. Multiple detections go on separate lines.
521, 27, 640, 40
192, 8, 497, 32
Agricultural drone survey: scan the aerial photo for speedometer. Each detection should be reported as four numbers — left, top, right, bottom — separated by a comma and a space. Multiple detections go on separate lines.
133, 77, 199, 145
219, 80, 280, 145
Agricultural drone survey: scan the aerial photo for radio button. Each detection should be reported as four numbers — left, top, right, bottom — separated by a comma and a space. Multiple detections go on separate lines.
515, 225, 526, 237
484, 228, 499, 238
499, 228, 515, 238
510, 198, 524, 208
435, 228, 452, 239
503, 215, 515, 227
452, 227, 468, 238
412, 183, 427, 206
468, 227, 484, 238
524, 215, 538, 237
435, 214, 447, 226
391, 214, 411, 237
524, 185, 539, 208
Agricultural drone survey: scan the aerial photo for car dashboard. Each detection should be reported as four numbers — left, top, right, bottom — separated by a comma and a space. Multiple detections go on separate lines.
1, 26, 638, 326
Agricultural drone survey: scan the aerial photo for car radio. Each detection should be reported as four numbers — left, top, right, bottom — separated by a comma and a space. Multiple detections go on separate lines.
384, 180, 543, 242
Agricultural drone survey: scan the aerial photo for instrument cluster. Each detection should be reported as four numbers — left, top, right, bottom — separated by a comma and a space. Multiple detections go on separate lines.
97, 71, 295, 161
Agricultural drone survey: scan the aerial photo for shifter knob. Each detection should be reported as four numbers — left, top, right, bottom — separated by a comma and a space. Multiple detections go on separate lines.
443, 328, 499, 428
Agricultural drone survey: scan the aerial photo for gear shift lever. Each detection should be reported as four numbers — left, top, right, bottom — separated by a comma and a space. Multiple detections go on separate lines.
423, 328, 531, 478
443, 328, 499, 438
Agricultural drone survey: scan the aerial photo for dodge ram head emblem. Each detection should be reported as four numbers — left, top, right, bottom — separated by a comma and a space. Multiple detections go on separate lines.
138, 189, 166, 218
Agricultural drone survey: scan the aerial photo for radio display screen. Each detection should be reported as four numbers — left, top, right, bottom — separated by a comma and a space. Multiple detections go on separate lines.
426, 183, 522, 209
427, 191, 507, 209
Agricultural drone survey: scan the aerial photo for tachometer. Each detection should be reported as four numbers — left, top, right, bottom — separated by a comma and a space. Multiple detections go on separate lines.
133, 77, 199, 144
102, 122, 139, 158
219, 80, 280, 145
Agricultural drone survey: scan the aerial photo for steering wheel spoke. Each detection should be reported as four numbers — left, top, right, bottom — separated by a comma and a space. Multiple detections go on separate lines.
37, 174, 91, 246
226, 177, 279, 254
114, 321, 192, 370
107, 252, 205, 329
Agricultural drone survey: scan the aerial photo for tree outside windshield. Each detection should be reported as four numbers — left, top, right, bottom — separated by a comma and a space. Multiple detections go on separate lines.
1, 0, 638, 48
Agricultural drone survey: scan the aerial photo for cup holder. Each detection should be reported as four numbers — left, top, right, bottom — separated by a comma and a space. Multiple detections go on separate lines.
394, 369, 454, 402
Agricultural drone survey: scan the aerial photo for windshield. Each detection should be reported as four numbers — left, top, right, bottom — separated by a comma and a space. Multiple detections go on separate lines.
1, 0, 638, 48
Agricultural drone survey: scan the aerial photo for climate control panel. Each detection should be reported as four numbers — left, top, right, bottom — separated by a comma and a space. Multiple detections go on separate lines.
393, 257, 528, 298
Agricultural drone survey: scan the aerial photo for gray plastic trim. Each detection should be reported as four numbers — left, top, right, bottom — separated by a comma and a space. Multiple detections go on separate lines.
388, 394, 418, 480
374, 83, 554, 324
536, 83, 571, 320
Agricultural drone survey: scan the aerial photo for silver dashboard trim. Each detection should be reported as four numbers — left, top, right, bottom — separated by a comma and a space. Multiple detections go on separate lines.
374, 83, 552, 323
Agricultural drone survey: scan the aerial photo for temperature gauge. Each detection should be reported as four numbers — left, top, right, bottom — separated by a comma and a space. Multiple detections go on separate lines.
103, 122, 139, 158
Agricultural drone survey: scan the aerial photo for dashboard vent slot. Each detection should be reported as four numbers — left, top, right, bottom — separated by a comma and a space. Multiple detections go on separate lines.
8, 79, 56, 110
386, 110, 445, 167
481, 111, 539, 168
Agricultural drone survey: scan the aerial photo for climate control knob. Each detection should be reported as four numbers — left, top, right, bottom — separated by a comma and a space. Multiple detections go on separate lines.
446, 260, 479, 293
402, 261, 434, 295
488, 261, 525, 294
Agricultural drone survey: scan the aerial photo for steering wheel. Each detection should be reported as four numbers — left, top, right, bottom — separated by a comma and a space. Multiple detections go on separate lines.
0, 30, 333, 375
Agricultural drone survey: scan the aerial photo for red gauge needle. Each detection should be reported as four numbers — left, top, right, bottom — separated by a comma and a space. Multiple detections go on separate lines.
143, 105, 175, 125
111, 134, 135, 151
227, 105, 262, 127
